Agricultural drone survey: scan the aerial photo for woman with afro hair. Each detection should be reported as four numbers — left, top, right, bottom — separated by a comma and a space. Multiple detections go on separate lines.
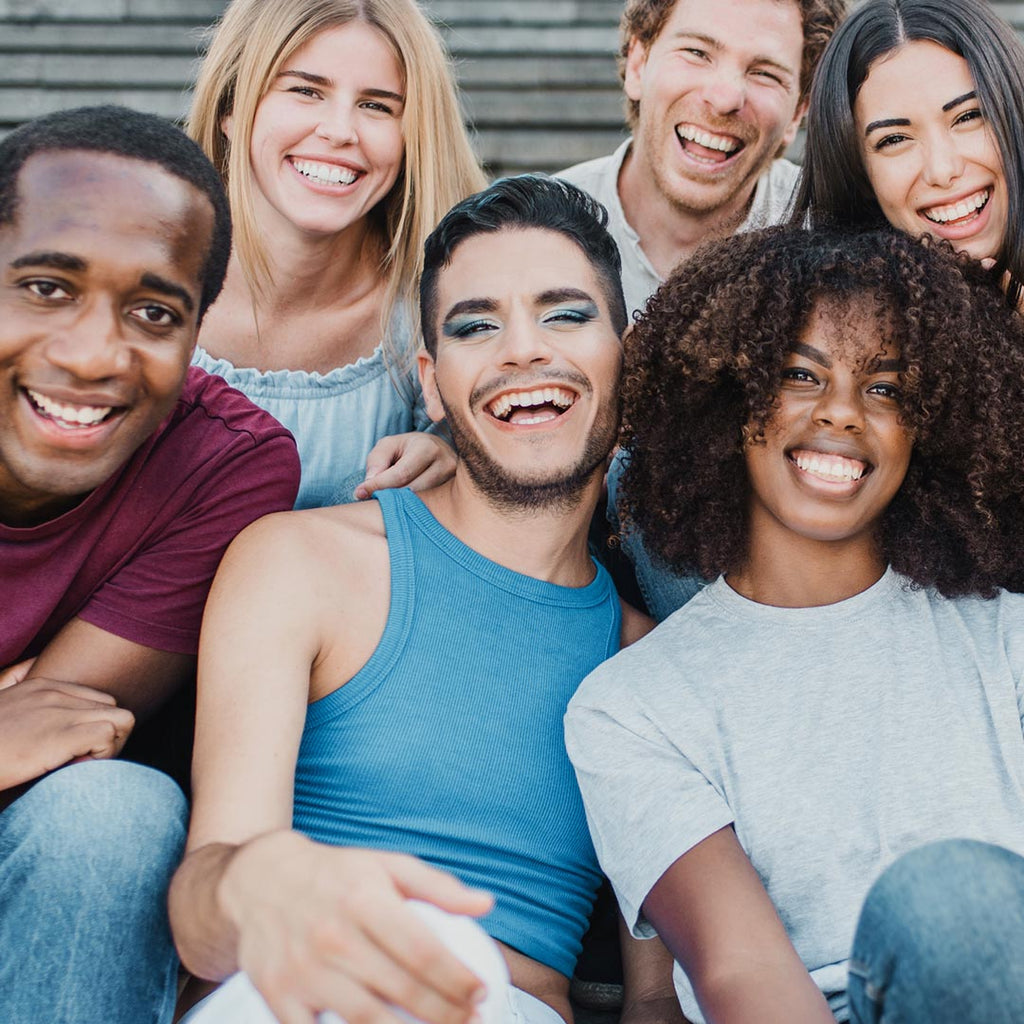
566, 226, 1024, 1024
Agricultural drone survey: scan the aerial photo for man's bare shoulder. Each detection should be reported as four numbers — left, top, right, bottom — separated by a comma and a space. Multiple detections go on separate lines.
233, 499, 385, 555
219, 500, 389, 593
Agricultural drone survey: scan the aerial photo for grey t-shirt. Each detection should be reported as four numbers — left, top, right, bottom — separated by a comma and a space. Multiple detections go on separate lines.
565, 569, 1024, 1023
558, 139, 801, 321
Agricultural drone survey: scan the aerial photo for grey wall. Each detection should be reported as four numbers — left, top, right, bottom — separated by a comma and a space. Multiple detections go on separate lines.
0, 1, 1021, 177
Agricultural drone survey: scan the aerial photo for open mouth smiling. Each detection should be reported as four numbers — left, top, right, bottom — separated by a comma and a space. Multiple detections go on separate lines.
788, 447, 872, 484
289, 158, 360, 187
675, 123, 745, 165
25, 387, 121, 430
485, 386, 578, 426
922, 187, 990, 227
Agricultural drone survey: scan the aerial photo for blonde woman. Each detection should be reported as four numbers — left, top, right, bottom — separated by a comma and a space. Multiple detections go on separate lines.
188, 0, 486, 508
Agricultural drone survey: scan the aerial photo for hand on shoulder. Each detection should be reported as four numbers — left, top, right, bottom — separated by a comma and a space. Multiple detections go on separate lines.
355, 432, 456, 500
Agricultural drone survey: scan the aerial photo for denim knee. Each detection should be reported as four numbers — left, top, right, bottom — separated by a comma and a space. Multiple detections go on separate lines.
850, 840, 1024, 1023
0, 759, 187, 892
859, 839, 1024, 959
0, 761, 188, 1024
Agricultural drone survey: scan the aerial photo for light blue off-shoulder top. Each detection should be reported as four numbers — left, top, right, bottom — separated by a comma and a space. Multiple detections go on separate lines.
193, 309, 433, 510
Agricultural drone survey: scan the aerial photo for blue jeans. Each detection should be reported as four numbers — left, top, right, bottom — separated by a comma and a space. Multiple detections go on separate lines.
0, 760, 187, 1024
848, 839, 1024, 1023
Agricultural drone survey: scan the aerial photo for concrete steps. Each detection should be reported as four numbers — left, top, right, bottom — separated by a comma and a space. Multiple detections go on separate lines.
0, 0, 626, 176
1, 1, 1022, 176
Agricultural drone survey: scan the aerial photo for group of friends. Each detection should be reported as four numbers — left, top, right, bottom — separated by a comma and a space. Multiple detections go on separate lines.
3, 0, 1024, 1022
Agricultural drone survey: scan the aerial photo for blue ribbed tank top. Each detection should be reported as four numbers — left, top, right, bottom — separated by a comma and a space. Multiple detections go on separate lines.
292, 487, 621, 976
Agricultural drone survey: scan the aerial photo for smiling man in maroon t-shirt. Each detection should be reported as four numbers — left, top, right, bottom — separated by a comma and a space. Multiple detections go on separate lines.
0, 106, 298, 1024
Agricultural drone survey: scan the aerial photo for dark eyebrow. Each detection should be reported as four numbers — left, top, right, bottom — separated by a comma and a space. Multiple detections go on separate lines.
791, 341, 832, 368
864, 117, 910, 136
364, 87, 405, 104
943, 90, 976, 112
444, 298, 499, 320
11, 251, 86, 272
671, 30, 720, 48
277, 69, 331, 87
865, 92, 978, 136
140, 272, 195, 315
537, 288, 598, 306
869, 358, 903, 373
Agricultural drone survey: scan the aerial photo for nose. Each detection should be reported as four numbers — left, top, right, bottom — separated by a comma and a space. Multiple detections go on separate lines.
700, 63, 746, 117
44, 300, 131, 381
812, 382, 865, 433
315, 102, 359, 146
921, 134, 965, 190
497, 311, 554, 369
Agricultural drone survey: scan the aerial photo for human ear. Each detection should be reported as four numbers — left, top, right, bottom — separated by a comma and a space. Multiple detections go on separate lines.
781, 97, 809, 151
624, 37, 650, 103
418, 349, 446, 424
220, 112, 234, 141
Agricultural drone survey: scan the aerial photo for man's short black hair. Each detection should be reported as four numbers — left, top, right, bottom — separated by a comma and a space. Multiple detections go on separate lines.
0, 105, 231, 321
419, 174, 628, 355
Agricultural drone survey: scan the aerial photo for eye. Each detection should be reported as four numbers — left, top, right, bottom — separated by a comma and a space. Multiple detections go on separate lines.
129, 303, 182, 328
445, 317, 501, 340
680, 47, 710, 61
953, 107, 983, 128
781, 366, 819, 385
750, 68, 784, 86
288, 85, 323, 99
873, 131, 911, 151
24, 279, 72, 301
542, 307, 596, 327
867, 380, 901, 402
360, 99, 396, 115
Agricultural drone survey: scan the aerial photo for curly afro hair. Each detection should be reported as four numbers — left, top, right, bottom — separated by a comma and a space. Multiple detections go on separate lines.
619, 225, 1024, 597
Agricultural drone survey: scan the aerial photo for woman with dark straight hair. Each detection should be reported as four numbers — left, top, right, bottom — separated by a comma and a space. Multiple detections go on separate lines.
793, 0, 1024, 307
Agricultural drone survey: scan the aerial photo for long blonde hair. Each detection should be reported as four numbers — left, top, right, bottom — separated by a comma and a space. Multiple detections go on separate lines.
187, 0, 486, 369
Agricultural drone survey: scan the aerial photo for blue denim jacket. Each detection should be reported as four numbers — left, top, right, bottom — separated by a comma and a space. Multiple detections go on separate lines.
607, 449, 706, 622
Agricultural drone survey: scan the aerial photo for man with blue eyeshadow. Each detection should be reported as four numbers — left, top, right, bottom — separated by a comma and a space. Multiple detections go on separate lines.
170, 175, 672, 1024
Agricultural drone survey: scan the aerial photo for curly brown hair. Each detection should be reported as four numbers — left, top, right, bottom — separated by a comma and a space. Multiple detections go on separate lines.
618, 0, 848, 130
618, 226, 1024, 597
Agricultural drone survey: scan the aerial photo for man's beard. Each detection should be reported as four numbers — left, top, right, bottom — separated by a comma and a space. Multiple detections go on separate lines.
438, 387, 620, 515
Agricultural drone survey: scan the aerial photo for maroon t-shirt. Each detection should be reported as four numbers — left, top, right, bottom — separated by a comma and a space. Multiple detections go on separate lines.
2, 366, 300, 663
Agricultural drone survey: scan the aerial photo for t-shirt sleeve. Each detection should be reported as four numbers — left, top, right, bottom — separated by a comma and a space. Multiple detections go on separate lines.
78, 433, 299, 654
565, 651, 735, 937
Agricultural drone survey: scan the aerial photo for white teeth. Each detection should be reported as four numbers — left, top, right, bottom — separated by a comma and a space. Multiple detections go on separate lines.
487, 387, 576, 421
676, 125, 740, 154
27, 389, 113, 427
292, 159, 358, 186
793, 450, 866, 482
923, 189, 989, 224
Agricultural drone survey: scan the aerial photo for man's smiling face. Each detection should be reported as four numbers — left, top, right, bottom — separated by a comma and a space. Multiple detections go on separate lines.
0, 149, 213, 526
420, 227, 623, 511
625, 0, 805, 220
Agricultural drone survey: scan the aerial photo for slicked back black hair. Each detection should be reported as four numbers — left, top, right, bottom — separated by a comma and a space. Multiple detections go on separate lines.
419, 174, 628, 355
0, 105, 231, 321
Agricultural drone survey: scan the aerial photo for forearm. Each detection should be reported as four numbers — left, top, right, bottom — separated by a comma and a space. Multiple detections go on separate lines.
695, 962, 833, 1024
620, 919, 685, 1024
